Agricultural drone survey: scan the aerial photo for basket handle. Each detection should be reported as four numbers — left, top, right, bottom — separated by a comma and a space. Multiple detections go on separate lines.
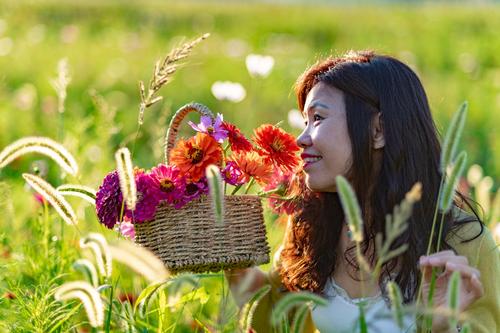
164, 102, 216, 164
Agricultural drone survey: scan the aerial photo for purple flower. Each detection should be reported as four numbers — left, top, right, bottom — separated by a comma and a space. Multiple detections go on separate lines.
221, 161, 244, 186
125, 171, 160, 223
188, 113, 228, 143
96, 170, 123, 229
149, 164, 186, 205
180, 177, 209, 206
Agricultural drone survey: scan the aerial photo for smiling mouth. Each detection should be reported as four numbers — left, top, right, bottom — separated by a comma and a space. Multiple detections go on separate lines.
302, 156, 322, 169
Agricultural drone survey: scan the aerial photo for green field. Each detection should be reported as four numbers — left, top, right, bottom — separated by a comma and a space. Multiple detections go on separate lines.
0, 1, 499, 332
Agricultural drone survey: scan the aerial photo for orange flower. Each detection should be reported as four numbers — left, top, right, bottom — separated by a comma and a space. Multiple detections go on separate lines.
230, 150, 273, 184
253, 124, 300, 172
169, 133, 222, 181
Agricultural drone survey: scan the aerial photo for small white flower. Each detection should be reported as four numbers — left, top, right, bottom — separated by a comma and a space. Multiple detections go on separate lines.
467, 164, 483, 187
211, 81, 246, 103
245, 54, 275, 78
287, 109, 305, 130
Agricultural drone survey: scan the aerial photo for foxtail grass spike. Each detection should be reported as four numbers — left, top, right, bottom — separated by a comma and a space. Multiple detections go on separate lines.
336, 176, 364, 242
206, 164, 224, 224
440, 151, 467, 212
54, 281, 104, 327
240, 285, 271, 331
115, 147, 136, 211
80, 233, 112, 279
108, 240, 169, 283
447, 270, 461, 329
440, 102, 467, 173
57, 184, 96, 205
22, 173, 77, 225
271, 291, 328, 326
1, 137, 78, 175
291, 303, 310, 333
50, 58, 71, 114
73, 259, 99, 287
387, 281, 405, 330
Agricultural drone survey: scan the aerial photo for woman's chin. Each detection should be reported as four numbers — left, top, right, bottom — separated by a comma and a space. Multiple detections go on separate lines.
305, 177, 337, 193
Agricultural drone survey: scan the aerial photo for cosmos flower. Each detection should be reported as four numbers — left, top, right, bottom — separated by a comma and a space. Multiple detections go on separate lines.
119, 220, 135, 241
222, 121, 253, 153
230, 150, 273, 184
221, 161, 244, 186
149, 164, 186, 205
188, 114, 228, 143
96, 170, 123, 229
211, 81, 246, 103
169, 133, 222, 182
245, 54, 275, 78
253, 124, 300, 172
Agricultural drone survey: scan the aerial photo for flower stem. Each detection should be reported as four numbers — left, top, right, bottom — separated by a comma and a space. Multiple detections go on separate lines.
244, 178, 255, 194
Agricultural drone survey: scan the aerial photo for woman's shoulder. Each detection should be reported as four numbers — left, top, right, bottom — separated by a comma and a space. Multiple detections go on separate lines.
446, 206, 499, 265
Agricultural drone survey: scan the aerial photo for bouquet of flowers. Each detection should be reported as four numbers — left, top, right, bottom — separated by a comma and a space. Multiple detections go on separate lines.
95, 103, 300, 273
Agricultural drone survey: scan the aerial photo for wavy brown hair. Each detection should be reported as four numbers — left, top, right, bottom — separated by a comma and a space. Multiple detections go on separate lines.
279, 51, 482, 302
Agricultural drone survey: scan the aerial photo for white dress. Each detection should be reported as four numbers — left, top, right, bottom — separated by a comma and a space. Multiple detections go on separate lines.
311, 277, 416, 333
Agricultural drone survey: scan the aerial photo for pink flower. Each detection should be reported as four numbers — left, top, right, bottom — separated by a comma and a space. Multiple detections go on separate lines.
125, 171, 160, 223
221, 161, 244, 186
149, 164, 186, 205
188, 114, 228, 143
264, 169, 298, 215
119, 221, 135, 241
182, 177, 209, 204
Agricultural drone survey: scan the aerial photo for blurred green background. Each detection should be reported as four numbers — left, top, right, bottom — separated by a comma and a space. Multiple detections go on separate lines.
0, 0, 498, 186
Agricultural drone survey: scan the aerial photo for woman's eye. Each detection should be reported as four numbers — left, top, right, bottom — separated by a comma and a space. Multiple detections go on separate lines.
313, 114, 324, 122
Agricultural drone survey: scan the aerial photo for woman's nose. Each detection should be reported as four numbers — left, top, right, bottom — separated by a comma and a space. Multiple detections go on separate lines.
296, 129, 312, 148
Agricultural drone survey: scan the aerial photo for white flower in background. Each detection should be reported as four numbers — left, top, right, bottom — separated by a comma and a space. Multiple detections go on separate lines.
245, 54, 275, 78
467, 164, 483, 186
288, 109, 305, 130
211, 81, 246, 103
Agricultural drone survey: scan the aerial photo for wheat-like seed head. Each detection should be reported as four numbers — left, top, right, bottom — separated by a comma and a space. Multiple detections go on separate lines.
80, 233, 112, 279
440, 151, 467, 213
115, 147, 136, 211
0, 136, 78, 175
109, 240, 168, 283
50, 58, 71, 114
441, 102, 467, 173
387, 281, 405, 330
54, 281, 103, 327
73, 259, 99, 287
57, 184, 96, 205
336, 175, 364, 242
22, 173, 77, 225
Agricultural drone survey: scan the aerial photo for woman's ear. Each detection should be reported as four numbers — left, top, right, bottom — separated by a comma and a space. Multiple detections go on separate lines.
372, 113, 385, 149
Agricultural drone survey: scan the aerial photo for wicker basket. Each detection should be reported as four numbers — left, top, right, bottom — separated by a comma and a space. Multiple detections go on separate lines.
134, 103, 270, 273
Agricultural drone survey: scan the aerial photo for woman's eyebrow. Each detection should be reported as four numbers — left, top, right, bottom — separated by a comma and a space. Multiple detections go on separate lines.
308, 101, 331, 111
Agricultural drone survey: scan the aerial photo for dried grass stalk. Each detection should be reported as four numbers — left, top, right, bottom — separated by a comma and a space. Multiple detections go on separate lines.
0, 136, 78, 175
22, 173, 77, 225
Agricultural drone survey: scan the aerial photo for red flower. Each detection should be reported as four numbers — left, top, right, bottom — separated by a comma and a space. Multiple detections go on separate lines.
253, 124, 300, 172
222, 121, 253, 152
230, 150, 273, 184
169, 133, 222, 181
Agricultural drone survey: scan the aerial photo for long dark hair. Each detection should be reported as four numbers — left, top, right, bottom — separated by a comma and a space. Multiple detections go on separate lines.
279, 50, 483, 302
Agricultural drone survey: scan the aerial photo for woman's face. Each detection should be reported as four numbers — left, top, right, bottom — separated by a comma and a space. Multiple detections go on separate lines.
296, 82, 352, 192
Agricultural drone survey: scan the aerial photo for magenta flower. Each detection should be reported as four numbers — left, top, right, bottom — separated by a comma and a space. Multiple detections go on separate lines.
119, 221, 135, 241
149, 164, 186, 205
125, 171, 160, 223
96, 170, 123, 229
221, 161, 244, 186
182, 177, 209, 205
188, 113, 228, 143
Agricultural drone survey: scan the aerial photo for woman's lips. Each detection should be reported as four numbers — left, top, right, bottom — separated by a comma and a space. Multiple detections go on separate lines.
301, 153, 322, 169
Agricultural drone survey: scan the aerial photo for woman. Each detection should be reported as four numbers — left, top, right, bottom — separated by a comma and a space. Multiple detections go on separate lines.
226, 51, 500, 333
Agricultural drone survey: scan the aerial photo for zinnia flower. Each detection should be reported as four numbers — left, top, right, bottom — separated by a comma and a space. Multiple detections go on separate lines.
149, 164, 186, 205
125, 171, 160, 223
183, 177, 209, 204
230, 150, 273, 184
253, 124, 300, 172
188, 114, 228, 143
221, 161, 244, 186
169, 133, 222, 181
264, 169, 298, 215
96, 170, 123, 229
222, 121, 253, 152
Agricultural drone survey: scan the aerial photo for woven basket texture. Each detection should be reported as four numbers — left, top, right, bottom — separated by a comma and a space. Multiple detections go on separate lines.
135, 194, 270, 273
